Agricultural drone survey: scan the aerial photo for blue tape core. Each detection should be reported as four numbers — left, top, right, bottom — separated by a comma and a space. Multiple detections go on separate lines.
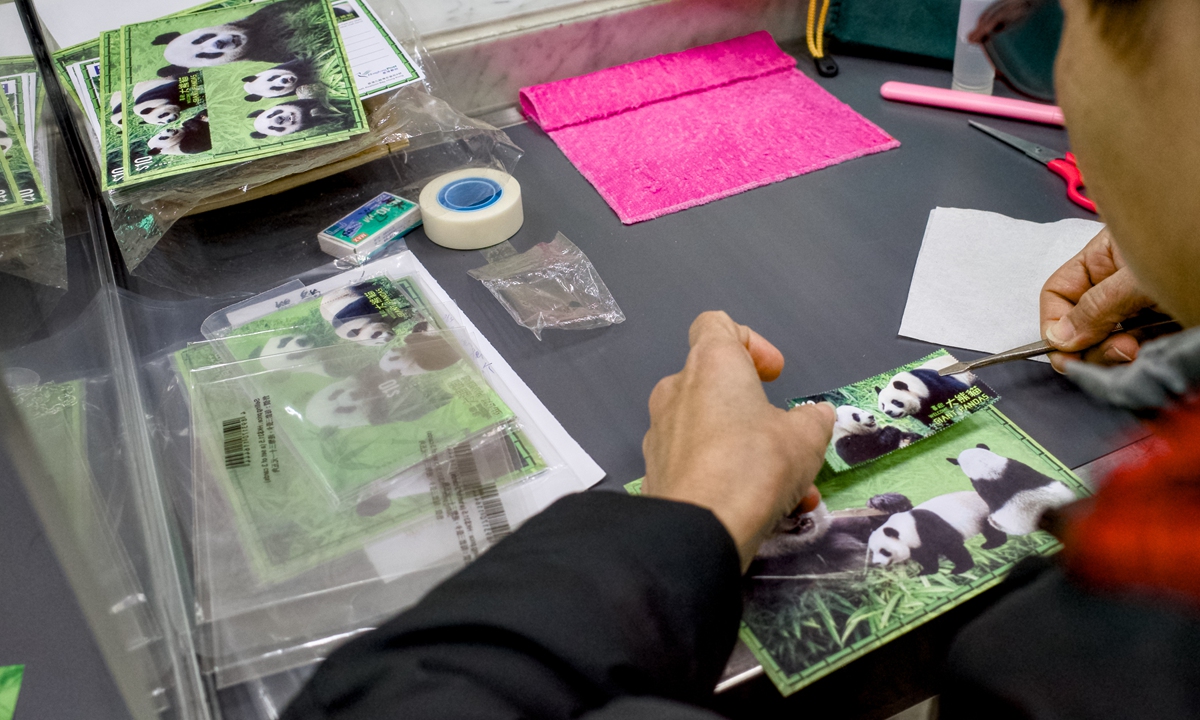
437, 177, 503, 212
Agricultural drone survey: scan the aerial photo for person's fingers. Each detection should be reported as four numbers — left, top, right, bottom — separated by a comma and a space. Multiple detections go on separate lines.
1039, 228, 1122, 340
1043, 268, 1155, 352
781, 402, 835, 470
687, 311, 785, 382
798, 485, 822, 513
1080, 333, 1140, 365
746, 328, 785, 382
1048, 350, 1081, 374
688, 311, 740, 348
647, 374, 678, 418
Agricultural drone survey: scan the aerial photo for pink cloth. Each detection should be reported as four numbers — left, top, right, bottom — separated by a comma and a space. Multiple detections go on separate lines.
519, 32, 900, 224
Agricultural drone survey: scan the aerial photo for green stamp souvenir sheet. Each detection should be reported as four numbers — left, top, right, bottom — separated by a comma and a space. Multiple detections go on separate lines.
624, 388, 1082, 697
741, 406, 1086, 695
118, 0, 366, 187
99, 31, 128, 189
0, 665, 23, 720
0, 92, 45, 213
180, 275, 544, 581
52, 40, 101, 112
794, 349, 999, 473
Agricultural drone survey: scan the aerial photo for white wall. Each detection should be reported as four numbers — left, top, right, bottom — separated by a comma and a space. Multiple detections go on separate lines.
31, 0, 592, 49
1, 3, 33, 55
408, 0, 586, 36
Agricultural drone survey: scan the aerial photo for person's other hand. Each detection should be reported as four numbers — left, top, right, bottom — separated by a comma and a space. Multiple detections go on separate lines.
1040, 226, 1159, 373
641, 312, 834, 571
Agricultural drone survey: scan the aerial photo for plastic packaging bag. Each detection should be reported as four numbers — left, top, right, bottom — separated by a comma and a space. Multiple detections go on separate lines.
468, 232, 625, 340
149, 248, 603, 687
41, 0, 522, 274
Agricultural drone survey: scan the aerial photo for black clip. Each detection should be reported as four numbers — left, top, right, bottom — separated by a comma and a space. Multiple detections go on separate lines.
814, 55, 839, 78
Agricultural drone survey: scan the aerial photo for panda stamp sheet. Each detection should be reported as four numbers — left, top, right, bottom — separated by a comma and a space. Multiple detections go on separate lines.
187, 275, 529, 509
0, 92, 46, 216
739, 406, 1088, 696
795, 350, 999, 473
111, 0, 367, 188
177, 274, 547, 581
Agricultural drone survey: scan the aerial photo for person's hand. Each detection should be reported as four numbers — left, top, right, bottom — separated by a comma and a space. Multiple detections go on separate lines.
1040, 226, 1159, 373
641, 312, 834, 571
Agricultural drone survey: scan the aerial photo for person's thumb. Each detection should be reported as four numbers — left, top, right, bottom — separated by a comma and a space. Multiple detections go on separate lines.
1045, 269, 1154, 352
782, 401, 835, 467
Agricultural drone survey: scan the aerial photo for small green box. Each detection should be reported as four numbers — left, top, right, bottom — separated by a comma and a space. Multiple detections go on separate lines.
318, 192, 422, 261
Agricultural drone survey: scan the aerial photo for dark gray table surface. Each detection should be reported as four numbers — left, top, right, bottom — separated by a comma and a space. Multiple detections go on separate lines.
401, 55, 1137, 492
2, 50, 1142, 720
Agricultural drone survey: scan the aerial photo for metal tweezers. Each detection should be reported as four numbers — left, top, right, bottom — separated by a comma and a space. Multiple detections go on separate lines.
938, 317, 1181, 376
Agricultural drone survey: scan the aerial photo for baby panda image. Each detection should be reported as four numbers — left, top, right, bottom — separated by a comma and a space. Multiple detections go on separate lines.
0, 118, 10, 154
147, 112, 211, 156
318, 282, 397, 347
876, 355, 978, 426
749, 493, 914, 579
304, 365, 453, 430
378, 322, 462, 375
152, 2, 298, 77
949, 444, 1077, 535
243, 59, 316, 102
128, 78, 200, 126
248, 99, 337, 139
833, 405, 924, 466
868, 491, 1008, 575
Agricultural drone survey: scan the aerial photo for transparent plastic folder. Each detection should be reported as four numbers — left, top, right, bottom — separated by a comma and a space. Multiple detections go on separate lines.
164, 249, 603, 687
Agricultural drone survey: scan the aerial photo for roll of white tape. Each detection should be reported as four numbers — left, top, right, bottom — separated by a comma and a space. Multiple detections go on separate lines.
418, 169, 524, 250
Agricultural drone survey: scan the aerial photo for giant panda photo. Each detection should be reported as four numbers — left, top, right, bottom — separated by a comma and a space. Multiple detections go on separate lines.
146, 112, 212, 156
151, 1, 300, 77
949, 444, 1078, 535
875, 354, 981, 426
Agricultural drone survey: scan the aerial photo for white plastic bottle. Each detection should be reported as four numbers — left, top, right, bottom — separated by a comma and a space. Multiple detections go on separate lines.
951, 0, 996, 94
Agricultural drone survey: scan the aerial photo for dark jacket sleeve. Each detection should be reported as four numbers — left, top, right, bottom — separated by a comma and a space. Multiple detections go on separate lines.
283, 491, 743, 720
941, 558, 1200, 720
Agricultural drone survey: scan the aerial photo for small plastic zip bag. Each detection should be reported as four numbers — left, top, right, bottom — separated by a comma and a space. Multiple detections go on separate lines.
468, 232, 625, 340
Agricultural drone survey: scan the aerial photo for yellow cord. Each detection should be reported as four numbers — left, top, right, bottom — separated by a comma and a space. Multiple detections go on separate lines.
806, 0, 832, 58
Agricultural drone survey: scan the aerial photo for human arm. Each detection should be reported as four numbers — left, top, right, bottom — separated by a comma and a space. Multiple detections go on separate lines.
284, 312, 833, 718
642, 311, 834, 570
1040, 226, 1160, 373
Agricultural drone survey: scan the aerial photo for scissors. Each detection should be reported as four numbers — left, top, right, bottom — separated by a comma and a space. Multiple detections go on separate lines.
969, 120, 1097, 213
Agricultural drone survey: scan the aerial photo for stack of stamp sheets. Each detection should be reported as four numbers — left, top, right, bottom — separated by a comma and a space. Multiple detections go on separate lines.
51, 0, 424, 190
0, 55, 49, 227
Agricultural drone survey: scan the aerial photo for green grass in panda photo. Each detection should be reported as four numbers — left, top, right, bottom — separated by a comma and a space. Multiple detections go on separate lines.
118, 0, 366, 188
737, 406, 1088, 696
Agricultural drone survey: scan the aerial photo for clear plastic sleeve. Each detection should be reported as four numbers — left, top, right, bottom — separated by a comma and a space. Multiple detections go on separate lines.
0, 50, 68, 288
41, 0, 521, 276
468, 232, 626, 340
138, 249, 599, 689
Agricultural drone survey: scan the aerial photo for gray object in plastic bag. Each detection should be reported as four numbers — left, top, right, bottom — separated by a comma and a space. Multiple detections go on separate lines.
468, 233, 625, 340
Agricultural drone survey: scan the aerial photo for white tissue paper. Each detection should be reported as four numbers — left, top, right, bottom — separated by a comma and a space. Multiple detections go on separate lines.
899, 208, 1104, 362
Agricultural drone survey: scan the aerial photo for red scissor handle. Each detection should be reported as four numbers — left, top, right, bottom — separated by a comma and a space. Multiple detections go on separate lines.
1047, 151, 1097, 213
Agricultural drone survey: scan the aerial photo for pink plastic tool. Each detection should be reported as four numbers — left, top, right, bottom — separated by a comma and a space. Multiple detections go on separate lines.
880, 81, 1065, 126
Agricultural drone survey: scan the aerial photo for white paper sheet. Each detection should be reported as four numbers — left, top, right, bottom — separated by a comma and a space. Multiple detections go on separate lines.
899, 208, 1104, 362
